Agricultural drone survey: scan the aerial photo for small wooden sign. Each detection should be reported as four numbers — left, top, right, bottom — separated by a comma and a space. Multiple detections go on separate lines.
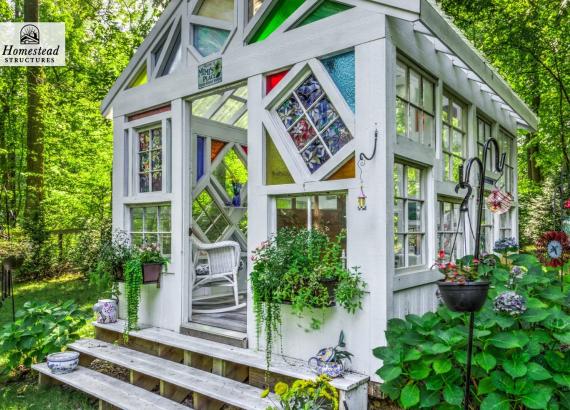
198, 58, 222, 89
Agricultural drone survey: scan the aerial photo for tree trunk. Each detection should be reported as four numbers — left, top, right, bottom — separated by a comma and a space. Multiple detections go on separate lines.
24, 0, 46, 241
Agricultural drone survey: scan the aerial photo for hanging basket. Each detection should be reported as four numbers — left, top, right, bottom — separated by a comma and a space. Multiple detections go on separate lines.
486, 188, 513, 215
437, 281, 490, 312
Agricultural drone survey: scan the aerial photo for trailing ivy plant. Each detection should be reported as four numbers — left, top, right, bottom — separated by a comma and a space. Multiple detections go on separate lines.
373, 254, 570, 410
124, 255, 142, 338
251, 228, 366, 366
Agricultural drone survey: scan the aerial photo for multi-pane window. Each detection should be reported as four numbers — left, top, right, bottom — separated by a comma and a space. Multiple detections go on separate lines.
499, 130, 515, 193
477, 117, 493, 171
437, 201, 464, 259
249, 0, 264, 19
138, 127, 163, 193
479, 192, 494, 253
442, 94, 467, 181
500, 210, 512, 239
130, 205, 171, 254
395, 60, 435, 147
394, 164, 424, 269
276, 192, 347, 242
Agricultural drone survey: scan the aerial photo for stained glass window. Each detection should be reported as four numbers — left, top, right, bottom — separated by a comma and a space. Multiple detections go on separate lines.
266, 70, 289, 94
211, 139, 226, 161
192, 84, 248, 128
326, 155, 355, 180
266, 133, 294, 185
320, 51, 355, 112
129, 64, 147, 88
130, 205, 171, 254
138, 127, 162, 192
196, 136, 205, 182
295, 0, 351, 28
193, 25, 230, 57
249, 0, 305, 43
160, 29, 181, 77
442, 93, 466, 182
192, 189, 230, 242
276, 74, 353, 173
197, 0, 234, 22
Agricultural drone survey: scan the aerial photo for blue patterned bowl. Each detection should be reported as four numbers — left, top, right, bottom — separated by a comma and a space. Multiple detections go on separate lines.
47, 351, 79, 374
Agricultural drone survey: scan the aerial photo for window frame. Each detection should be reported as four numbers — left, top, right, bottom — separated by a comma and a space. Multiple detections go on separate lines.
135, 123, 164, 194
477, 116, 494, 172
394, 162, 426, 272
436, 198, 465, 260
441, 92, 467, 182
129, 203, 172, 256
498, 128, 515, 194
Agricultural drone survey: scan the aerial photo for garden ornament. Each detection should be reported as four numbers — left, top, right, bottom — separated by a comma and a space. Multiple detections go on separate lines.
93, 299, 118, 324
308, 331, 352, 378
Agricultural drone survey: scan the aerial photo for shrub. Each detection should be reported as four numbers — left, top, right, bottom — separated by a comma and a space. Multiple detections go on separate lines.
373, 254, 570, 410
263, 375, 339, 410
0, 300, 87, 372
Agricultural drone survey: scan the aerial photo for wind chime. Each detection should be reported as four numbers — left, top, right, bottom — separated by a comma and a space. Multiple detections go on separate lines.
356, 127, 379, 211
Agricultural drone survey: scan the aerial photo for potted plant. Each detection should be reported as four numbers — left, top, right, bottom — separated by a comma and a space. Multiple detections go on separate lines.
262, 375, 339, 410
435, 250, 494, 312
308, 331, 353, 378
251, 228, 366, 366
139, 242, 168, 285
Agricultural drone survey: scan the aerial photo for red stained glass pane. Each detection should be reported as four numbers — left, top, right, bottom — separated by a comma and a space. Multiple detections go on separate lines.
289, 117, 316, 150
241, 145, 248, 155
211, 139, 227, 161
266, 70, 289, 94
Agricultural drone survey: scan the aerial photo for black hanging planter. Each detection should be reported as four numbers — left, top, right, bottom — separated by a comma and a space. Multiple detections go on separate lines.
437, 281, 490, 312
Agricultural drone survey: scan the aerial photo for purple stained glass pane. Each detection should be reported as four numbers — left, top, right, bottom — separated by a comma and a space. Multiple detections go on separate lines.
151, 129, 162, 148
289, 117, 317, 150
152, 171, 162, 191
196, 136, 205, 181
301, 138, 330, 173
139, 131, 149, 151
295, 75, 323, 109
322, 118, 352, 155
140, 174, 150, 192
151, 150, 162, 170
309, 97, 336, 131
277, 95, 303, 128
139, 152, 150, 172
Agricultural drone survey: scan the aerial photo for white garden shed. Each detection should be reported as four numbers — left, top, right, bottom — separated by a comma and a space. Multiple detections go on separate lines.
101, 0, 538, 398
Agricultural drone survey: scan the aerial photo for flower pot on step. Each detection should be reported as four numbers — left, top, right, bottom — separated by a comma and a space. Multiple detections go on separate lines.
142, 263, 162, 285
437, 280, 489, 312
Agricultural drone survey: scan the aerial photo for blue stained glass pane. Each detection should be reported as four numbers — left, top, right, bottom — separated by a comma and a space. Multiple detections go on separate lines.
322, 118, 352, 154
320, 51, 355, 112
295, 75, 323, 108
301, 139, 330, 173
309, 97, 337, 131
193, 25, 230, 57
277, 95, 304, 128
197, 136, 205, 181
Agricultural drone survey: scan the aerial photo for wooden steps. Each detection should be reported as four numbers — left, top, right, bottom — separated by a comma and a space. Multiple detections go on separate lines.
69, 338, 274, 410
32, 363, 189, 410
180, 321, 248, 348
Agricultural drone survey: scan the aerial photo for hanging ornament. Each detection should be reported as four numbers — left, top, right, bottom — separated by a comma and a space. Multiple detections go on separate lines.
486, 187, 513, 214
563, 198, 570, 209
536, 231, 570, 268
356, 126, 380, 211
357, 187, 367, 211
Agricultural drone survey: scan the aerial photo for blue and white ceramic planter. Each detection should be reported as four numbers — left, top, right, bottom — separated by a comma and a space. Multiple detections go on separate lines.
47, 351, 79, 374
93, 299, 118, 324
308, 357, 344, 378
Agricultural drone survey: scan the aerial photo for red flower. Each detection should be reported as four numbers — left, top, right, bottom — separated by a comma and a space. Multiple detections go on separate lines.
564, 199, 570, 209
438, 249, 446, 260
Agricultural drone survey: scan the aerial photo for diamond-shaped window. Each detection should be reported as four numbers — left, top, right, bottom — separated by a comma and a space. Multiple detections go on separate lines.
192, 189, 229, 242
213, 148, 248, 201
276, 74, 353, 173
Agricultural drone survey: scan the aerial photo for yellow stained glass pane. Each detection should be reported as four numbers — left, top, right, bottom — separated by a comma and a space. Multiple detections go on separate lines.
211, 98, 244, 123
197, 0, 234, 22
192, 94, 220, 117
266, 134, 294, 185
326, 155, 355, 180
129, 65, 147, 88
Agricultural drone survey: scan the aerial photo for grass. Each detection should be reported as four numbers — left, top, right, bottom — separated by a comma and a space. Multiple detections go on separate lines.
0, 273, 100, 409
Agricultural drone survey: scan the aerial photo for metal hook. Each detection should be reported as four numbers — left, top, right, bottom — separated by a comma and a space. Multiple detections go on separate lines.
359, 127, 379, 162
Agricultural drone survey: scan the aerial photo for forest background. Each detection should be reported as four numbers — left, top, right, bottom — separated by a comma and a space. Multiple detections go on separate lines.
0, 0, 568, 280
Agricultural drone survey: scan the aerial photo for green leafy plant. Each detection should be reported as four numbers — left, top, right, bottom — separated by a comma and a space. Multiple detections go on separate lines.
124, 255, 142, 337
262, 375, 339, 410
435, 250, 496, 283
0, 300, 87, 372
138, 242, 169, 265
374, 254, 570, 409
251, 228, 366, 366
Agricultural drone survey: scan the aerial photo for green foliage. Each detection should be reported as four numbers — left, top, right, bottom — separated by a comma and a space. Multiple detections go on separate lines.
264, 375, 339, 410
0, 300, 87, 372
251, 228, 366, 366
374, 254, 570, 409
138, 242, 169, 265
123, 256, 142, 337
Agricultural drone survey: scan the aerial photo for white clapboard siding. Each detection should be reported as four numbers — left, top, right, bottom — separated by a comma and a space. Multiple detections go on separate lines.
69, 339, 274, 410
393, 282, 440, 319
32, 364, 189, 410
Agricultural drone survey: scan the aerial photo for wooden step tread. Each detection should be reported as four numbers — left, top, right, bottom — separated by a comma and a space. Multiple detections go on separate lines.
94, 320, 369, 391
32, 363, 189, 410
69, 339, 273, 410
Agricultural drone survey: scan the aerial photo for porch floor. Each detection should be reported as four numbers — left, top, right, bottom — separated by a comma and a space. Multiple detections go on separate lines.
191, 293, 247, 333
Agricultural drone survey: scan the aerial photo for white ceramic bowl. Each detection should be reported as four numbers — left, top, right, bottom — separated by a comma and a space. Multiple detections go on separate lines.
46, 351, 80, 374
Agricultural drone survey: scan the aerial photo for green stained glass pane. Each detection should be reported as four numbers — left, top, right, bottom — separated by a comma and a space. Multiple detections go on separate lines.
129, 64, 147, 88
249, 0, 305, 43
234, 112, 248, 129
239, 212, 248, 236
193, 25, 230, 57
193, 94, 220, 117
197, 0, 234, 22
296, 1, 352, 28
320, 50, 355, 112
211, 98, 244, 124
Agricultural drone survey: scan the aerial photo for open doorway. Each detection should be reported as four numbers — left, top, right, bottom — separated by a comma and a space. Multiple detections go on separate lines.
188, 84, 248, 333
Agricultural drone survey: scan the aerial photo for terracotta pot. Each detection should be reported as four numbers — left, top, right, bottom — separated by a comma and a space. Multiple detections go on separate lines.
142, 263, 162, 285
437, 280, 490, 312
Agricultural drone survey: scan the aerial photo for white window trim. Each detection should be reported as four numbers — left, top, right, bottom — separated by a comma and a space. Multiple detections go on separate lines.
128, 203, 172, 256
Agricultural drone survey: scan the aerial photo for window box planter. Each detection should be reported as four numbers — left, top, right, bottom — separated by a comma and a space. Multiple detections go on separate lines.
142, 263, 162, 285
281, 279, 338, 307
437, 280, 489, 312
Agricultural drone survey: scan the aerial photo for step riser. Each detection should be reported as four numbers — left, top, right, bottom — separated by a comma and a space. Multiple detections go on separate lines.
179, 325, 247, 348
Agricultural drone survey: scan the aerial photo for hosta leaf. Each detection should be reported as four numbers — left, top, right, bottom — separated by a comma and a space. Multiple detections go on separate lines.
553, 374, 570, 388
419, 388, 440, 408
443, 384, 463, 406
409, 362, 430, 380
373, 347, 401, 364
376, 365, 402, 382
522, 308, 551, 323
545, 351, 566, 372
474, 352, 496, 372
425, 376, 444, 391
400, 384, 420, 409
527, 362, 552, 381
380, 381, 401, 401
494, 315, 515, 329
422, 342, 451, 355
491, 371, 515, 394
401, 331, 425, 345
513, 378, 533, 395
433, 358, 452, 374
522, 386, 553, 409
480, 392, 511, 410
477, 377, 496, 395
526, 297, 547, 309
503, 355, 528, 378
403, 349, 421, 362
553, 332, 570, 344
489, 331, 529, 349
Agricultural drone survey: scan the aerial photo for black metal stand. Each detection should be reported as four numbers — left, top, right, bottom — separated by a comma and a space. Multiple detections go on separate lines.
1, 264, 16, 322
456, 138, 506, 410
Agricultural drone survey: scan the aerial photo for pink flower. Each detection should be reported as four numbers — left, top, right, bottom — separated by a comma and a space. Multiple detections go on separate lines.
438, 249, 446, 260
